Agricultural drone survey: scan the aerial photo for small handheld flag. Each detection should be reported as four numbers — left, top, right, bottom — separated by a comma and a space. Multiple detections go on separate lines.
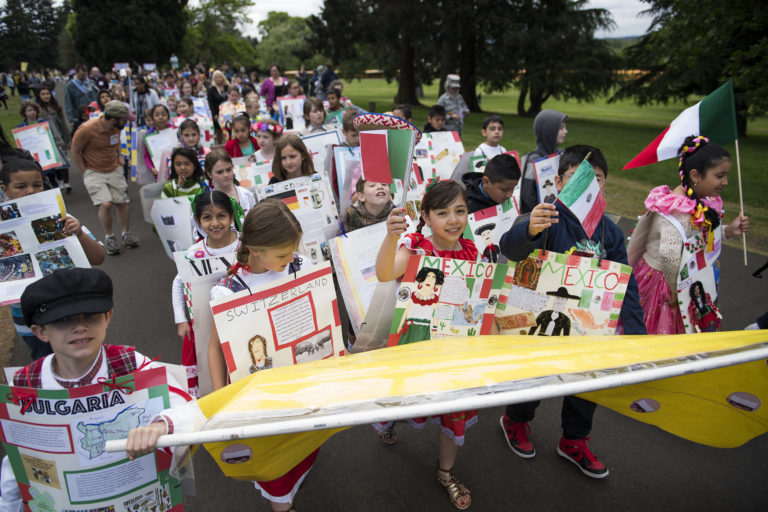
557, 153, 606, 238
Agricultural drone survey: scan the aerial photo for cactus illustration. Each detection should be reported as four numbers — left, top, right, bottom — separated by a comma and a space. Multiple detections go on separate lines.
468, 327, 477, 336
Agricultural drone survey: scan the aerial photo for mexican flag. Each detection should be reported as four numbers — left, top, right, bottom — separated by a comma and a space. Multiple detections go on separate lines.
557, 157, 606, 238
624, 80, 738, 170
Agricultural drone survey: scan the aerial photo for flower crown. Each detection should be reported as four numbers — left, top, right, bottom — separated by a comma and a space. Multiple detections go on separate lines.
252, 121, 283, 136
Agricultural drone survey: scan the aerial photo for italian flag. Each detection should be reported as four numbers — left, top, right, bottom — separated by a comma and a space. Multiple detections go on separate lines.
624, 80, 738, 170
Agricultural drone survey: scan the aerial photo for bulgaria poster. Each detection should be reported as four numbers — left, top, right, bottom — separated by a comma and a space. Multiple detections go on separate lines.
0, 368, 183, 511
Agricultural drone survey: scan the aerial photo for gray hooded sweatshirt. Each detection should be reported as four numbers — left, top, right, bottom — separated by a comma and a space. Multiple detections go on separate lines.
519, 109, 568, 214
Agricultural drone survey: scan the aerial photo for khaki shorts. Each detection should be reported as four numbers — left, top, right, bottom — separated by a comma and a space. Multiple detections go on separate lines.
83, 167, 129, 206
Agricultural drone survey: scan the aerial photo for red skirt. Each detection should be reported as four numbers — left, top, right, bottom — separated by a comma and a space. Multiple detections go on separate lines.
374, 410, 478, 446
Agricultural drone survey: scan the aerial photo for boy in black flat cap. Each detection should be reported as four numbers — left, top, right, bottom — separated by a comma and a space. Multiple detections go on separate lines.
0, 268, 195, 510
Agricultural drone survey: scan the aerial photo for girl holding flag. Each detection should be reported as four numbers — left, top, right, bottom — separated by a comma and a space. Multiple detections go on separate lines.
627, 136, 748, 334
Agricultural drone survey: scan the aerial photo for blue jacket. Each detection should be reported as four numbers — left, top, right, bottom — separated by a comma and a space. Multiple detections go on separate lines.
499, 200, 647, 335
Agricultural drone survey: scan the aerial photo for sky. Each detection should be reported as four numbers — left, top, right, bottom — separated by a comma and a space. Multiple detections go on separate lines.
244, 0, 653, 39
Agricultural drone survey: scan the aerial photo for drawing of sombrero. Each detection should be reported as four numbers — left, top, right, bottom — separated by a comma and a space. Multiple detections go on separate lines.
543, 179, 554, 186
546, 287, 580, 300
353, 113, 422, 143
474, 223, 495, 235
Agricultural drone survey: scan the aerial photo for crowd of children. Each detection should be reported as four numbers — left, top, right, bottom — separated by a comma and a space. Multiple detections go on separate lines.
0, 61, 756, 512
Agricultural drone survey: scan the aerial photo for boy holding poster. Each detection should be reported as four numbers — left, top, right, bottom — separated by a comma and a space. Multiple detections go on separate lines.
0, 268, 199, 510
497, 145, 645, 478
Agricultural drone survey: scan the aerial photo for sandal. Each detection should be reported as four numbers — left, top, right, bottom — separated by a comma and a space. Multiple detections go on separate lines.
436, 465, 471, 510
376, 425, 397, 445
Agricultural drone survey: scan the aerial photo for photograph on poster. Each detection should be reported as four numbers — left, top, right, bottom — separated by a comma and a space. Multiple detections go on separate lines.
0, 231, 23, 257
31, 214, 66, 243
0, 254, 35, 282
36, 246, 76, 276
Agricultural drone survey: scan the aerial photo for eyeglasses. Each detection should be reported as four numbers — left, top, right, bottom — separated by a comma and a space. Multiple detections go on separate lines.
47, 313, 105, 329
562, 173, 605, 185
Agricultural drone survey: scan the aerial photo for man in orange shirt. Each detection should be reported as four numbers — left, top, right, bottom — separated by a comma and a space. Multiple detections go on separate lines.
71, 100, 139, 255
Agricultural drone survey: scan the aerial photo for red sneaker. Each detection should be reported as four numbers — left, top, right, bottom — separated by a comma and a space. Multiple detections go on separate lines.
499, 415, 535, 458
557, 436, 609, 478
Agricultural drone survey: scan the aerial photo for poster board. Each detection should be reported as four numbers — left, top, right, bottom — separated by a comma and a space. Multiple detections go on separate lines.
113, 62, 129, 71
190, 97, 212, 120
495, 249, 631, 336
387, 254, 508, 346
328, 222, 387, 333
533, 153, 560, 203
219, 101, 245, 127
145, 128, 178, 171
301, 130, 342, 177
233, 160, 272, 190
0, 189, 90, 306
255, 175, 339, 265
210, 262, 345, 384
0, 368, 183, 511
150, 198, 195, 260
174, 251, 237, 396
463, 201, 519, 263
335, 145, 362, 217
11, 122, 63, 171
422, 131, 464, 180
131, 125, 153, 184
677, 224, 722, 334
277, 96, 306, 129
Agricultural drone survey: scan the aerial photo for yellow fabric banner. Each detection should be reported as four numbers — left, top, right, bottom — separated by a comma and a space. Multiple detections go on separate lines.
196, 330, 768, 481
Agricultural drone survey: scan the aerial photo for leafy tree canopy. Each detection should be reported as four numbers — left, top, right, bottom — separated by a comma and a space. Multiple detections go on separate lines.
70, 0, 187, 69
612, 0, 768, 134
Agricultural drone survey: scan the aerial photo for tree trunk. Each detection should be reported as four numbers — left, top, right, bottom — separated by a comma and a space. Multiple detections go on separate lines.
458, 0, 480, 112
395, 31, 419, 105
438, 3, 459, 97
517, 80, 530, 117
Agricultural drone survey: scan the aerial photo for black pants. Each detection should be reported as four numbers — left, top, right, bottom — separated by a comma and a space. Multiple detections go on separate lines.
505, 396, 596, 439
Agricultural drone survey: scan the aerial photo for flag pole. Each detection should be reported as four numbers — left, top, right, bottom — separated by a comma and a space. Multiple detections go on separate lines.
734, 139, 747, 266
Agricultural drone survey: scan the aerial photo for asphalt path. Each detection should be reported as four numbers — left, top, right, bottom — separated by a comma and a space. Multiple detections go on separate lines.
4, 144, 768, 511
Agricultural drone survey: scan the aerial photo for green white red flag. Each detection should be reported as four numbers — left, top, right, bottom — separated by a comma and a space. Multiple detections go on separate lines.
624, 80, 738, 170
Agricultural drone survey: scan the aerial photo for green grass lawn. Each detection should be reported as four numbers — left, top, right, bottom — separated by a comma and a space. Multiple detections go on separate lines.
344, 79, 768, 255
2, 80, 766, 254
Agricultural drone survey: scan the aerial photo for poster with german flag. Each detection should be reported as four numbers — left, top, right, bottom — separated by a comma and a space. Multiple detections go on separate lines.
255, 175, 339, 265
210, 261, 345, 384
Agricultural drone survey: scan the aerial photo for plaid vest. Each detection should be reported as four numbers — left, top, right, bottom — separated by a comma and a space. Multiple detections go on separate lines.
13, 345, 138, 388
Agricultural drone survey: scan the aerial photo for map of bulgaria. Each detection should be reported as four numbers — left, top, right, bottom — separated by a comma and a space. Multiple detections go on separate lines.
77, 405, 145, 458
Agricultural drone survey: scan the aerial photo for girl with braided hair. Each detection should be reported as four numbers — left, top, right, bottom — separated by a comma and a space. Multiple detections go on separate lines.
374, 179, 477, 510
627, 135, 748, 334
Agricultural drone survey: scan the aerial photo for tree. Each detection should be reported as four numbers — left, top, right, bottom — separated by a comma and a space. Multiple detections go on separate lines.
479, 0, 617, 117
70, 0, 187, 69
0, 0, 65, 70
611, 0, 768, 136
308, 0, 440, 105
256, 11, 323, 71
183, 0, 257, 67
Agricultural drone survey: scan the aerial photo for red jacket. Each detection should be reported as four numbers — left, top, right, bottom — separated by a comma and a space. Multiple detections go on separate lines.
225, 136, 260, 158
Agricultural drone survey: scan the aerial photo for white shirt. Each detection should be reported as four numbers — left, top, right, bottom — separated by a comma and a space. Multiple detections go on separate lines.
473, 143, 507, 160
171, 237, 240, 324
209, 266, 290, 302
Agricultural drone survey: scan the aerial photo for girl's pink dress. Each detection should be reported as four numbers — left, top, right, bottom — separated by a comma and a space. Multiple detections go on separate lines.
375, 233, 480, 445
632, 186, 722, 334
